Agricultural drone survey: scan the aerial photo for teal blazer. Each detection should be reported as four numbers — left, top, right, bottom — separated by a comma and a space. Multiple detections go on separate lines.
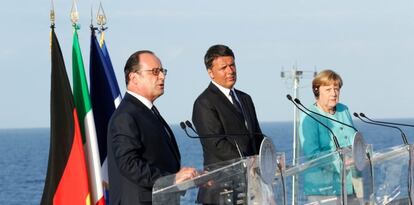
299, 103, 356, 195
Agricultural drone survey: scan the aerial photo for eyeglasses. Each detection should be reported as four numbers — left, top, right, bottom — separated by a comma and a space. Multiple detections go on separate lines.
137, 67, 168, 76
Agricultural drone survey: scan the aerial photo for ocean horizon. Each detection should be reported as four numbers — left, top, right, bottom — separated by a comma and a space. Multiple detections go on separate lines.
1, 119, 414, 204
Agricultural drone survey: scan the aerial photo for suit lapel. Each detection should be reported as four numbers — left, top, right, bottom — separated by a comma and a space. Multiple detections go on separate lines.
125, 93, 181, 164
208, 83, 245, 122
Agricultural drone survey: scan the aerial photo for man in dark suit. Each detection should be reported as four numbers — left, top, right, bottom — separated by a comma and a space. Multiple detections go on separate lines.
107, 50, 197, 205
192, 45, 264, 204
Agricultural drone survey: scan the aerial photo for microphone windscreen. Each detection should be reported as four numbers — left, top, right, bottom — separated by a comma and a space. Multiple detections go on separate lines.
185, 120, 193, 128
180, 122, 186, 129
294, 98, 301, 104
286, 94, 292, 100
353, 112, 359, 117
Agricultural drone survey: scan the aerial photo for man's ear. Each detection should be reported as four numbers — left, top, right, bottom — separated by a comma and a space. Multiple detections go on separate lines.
207, 68, 214, 79
129, 72, 139, 85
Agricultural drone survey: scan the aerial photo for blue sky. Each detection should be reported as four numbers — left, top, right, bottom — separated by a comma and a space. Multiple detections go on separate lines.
1, 0, 414, 129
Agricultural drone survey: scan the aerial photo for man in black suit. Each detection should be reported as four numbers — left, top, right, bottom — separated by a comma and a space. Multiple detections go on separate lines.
192, 45, 264, 204
107, 50, 197, 205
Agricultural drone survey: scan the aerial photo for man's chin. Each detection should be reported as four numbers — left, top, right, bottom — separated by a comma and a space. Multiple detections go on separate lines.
155, 90, 164, 98
226, 81, 236, 88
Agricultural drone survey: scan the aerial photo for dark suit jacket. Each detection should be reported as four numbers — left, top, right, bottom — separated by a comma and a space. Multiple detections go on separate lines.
107, 93, 181, 205
192, 83, 263, 204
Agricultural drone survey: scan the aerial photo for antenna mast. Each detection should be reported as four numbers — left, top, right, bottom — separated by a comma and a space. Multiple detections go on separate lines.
281, 65, 316, 205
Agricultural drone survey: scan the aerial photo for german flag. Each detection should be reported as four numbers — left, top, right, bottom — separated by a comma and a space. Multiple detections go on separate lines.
40, 26, 91, 205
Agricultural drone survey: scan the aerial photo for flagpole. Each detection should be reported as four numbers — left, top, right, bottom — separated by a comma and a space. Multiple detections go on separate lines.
72, 1, 107, 205
89, 5, 123, 203
97, 2, 107, 46
50, 0, 55, 28
43, 3, 92, 204
71, 0, 79, 27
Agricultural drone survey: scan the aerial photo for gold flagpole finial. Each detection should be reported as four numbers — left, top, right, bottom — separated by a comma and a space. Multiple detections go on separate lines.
70, 0, 79, 27
50, 0, 55, 27
97, 2, 107, 31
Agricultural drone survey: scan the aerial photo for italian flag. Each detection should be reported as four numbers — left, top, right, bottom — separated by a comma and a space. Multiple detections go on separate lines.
41, 26, 91, 205
72, 25, 106, 205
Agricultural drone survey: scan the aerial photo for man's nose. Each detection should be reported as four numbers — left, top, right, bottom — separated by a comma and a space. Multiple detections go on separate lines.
159, 72, 166, 79
226, 65, 235, 73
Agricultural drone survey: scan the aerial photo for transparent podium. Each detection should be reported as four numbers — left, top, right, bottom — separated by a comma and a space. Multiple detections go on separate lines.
152, 138, 287, 205
368, 144, 414, 204
285, 133, 414, 205
281, 132, 373, 205
152, 135, 414, 204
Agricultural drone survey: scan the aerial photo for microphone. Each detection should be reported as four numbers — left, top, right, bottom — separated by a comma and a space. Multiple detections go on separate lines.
294, 98, 358, 132
181, 120, 266, 139
184, 120, 266, 158
358, 113, 414, 205
286, 94, 340, 150
185, 120, 198, 134
180, 121, 255, 160
180, 122, 198, 138
353, 113, 409, 145
360, 113, 414, 128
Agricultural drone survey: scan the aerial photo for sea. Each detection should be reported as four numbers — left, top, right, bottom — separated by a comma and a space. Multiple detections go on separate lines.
1, 119, 414, 205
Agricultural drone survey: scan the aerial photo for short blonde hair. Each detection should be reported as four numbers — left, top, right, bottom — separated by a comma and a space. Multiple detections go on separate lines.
312, 69, 343, 98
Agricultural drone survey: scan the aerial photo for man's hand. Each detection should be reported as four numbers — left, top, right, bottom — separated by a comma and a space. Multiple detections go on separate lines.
175, 167, 198, 184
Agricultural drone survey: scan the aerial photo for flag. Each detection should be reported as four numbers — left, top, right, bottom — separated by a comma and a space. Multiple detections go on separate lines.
72, 26, 106, 205
99, 32, 121, 106
98, 30, 122, 107
41, 26, 91, 205
90, 28, 122, 201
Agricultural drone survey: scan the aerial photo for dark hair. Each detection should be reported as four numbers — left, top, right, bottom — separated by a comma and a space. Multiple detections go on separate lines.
124, 50, 154, 85
204, 44, 235, 70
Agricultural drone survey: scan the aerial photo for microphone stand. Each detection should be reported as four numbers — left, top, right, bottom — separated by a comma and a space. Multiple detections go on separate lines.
180, 121, 246, 163
353, 113, 409, 145
354, 112, 413, 205
286, 95, 340, 150
181, 120, 287, 205
294, 98, 358, 132
286, 95, 347, 205
360, 113, 414, 128
295, 97, 377, 204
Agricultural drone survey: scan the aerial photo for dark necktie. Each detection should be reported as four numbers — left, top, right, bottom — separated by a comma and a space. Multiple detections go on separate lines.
229, 90, 243, 114
151, 106, 181, 161
151, 106, 172, 140
229, 90, 247, 127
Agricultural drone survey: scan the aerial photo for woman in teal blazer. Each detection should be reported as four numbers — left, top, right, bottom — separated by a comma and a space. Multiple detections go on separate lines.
299, 70, 357, 204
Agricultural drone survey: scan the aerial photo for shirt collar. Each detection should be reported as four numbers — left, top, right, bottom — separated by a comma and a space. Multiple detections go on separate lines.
211, 80, 236, 99
127, 90, 153, 109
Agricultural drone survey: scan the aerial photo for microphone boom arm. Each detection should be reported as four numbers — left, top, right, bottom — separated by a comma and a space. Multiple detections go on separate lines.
354, 113, 409, 145
286, 95, 341, 150
294, 98, 358, 132
360, 113, 414, 128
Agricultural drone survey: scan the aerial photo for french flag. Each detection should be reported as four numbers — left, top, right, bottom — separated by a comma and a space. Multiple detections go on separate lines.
89, 28, 122, 203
